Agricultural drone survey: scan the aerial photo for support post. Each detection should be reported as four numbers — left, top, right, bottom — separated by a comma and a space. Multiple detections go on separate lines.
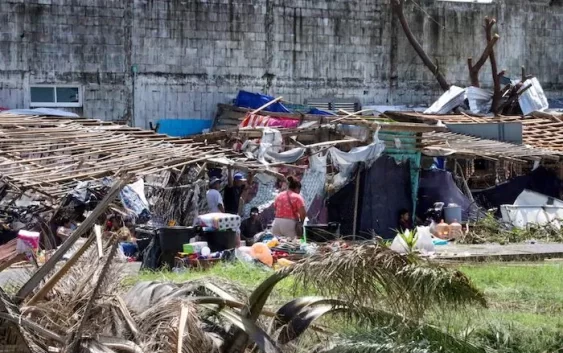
352, 165, 363, 239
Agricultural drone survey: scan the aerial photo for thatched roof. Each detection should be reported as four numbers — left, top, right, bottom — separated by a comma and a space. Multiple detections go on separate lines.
0, 113, 254, 201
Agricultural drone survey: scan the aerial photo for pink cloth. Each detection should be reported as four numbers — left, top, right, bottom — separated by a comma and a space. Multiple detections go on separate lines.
274, 191, 305, 220
240, 114, 300, 129
267, 117, 300, 129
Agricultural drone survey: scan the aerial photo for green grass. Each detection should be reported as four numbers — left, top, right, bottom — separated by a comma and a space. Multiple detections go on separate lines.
131, 261, 274, 288
126, 261, 563, 353
439, 262, 563, 353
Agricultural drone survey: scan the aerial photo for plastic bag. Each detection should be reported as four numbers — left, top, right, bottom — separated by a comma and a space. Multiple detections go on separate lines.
390, 227, 435, 254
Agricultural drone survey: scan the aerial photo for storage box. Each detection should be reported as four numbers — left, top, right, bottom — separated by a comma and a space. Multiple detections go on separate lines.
157, 226, 196, 252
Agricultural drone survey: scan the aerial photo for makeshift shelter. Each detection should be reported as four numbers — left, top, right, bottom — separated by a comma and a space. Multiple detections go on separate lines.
417, 169, 476, 222
0, 113, 284, 252
473, 167, 562, 215
359, 156, 413, 238
209, 100, 445, 237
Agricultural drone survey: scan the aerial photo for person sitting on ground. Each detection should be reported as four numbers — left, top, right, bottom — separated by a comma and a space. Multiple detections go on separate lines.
240, 207, 264, 246
224, 168, 252, 215
271, 176, 306, 240
398, 209, 413, 232
206, 177, 225, 213
114, 216, 132, 242
56, 217, 73, 243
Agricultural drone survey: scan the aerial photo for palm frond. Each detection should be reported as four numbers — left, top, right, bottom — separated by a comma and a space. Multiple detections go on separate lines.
285, 242, 486, 318
200, 304, 283, 353
136, 298, 217, 353
223, 271, 290, 353
394, 264, 487, 317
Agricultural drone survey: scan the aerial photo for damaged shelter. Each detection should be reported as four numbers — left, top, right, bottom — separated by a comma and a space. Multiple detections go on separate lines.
210, 90, 563, 237
209, 93, 447, 238
0, 112, 279, 272
383, 109, 563, 228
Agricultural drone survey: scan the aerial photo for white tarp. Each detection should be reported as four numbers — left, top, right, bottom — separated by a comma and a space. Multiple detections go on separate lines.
424, 86, 466, 114
466, 86, 493, 114
519, 77, 549, 115
329, 128, 385, 189
120, 179, 150, 217
245, 128, 306, 165
300, 154, 327, 210
4, 108, 80, 117
500, 189, 563, 229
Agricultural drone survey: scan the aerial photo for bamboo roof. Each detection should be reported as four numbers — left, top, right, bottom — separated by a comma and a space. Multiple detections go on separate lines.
385, 111, 563, 152
423, 131, 561, 162
0, 113, 251, 199
214, 104, 446, 133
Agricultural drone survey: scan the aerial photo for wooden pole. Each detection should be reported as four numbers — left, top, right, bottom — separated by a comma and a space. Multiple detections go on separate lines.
352, 165, 362, 239
15, 177, 129, 303
27, 234, 96, 305
250, 96, 283, 115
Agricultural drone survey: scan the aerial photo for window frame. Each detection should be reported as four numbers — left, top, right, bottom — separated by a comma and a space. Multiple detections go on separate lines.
29, 84, 83, 108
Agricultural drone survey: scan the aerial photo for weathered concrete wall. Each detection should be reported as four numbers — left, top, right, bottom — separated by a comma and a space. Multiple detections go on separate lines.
0, 0, 561, 128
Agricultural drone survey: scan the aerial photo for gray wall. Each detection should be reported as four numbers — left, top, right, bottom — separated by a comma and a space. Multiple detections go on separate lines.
0, 0, 562, 128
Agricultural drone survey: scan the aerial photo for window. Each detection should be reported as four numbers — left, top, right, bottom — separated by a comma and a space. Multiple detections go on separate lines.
30, 85, 82, 108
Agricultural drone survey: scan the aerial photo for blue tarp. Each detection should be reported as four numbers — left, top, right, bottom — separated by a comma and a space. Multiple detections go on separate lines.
307, 107, 335, 115
234, 91, 290, 113
235, 90, 337, 116
156, 119, 212, 137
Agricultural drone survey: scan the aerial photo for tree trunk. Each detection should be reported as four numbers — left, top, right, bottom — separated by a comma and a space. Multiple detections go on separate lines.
390, 0, 450, 91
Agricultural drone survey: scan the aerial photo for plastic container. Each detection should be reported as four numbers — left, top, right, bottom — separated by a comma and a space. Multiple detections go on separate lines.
435, 220, 450, 239
17, 230, 40, 253
201, 230, 237, 252
444, 204, 462, 224
182, 244, 194, 254
157, 226, 196, 252
448, 220, 463, 239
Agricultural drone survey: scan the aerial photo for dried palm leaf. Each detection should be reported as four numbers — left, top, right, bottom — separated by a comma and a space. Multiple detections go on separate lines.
136, 298, 216, 353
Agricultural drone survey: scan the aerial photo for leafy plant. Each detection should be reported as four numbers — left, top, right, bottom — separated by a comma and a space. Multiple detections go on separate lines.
396, 228, 419, 254
14, 242, 488, 353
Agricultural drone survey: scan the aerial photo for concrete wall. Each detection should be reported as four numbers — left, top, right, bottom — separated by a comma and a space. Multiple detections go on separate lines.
0, 0, 561, 128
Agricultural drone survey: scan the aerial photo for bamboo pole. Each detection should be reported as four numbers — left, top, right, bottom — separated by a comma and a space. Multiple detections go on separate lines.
27, 233, 96, 305
352, 165, 362, 239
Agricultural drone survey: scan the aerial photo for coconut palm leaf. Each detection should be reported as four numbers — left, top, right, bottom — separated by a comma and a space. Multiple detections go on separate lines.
136, 298, 216, 353
272, 296, 342, 331
286, 243, 486, 318
394, 264, 487, 317
200, 304, 283, 353
271, 300, 486, 353
224, 271, 290, 353
278, 304, 347, 344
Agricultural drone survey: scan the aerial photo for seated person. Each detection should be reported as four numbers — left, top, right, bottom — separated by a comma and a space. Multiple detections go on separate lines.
398, 209, 413, 232
56, 217, 73, 243
240, 207, 264, 245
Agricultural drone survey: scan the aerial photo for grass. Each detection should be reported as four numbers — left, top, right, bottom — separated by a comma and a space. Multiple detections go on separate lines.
127, 261, 563, 353
434, 262, 563, 353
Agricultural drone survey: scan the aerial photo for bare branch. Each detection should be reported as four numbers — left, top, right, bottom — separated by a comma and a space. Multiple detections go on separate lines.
484, 17, 502, 114
468, 33, 500, 87
390, 0, 450, 91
